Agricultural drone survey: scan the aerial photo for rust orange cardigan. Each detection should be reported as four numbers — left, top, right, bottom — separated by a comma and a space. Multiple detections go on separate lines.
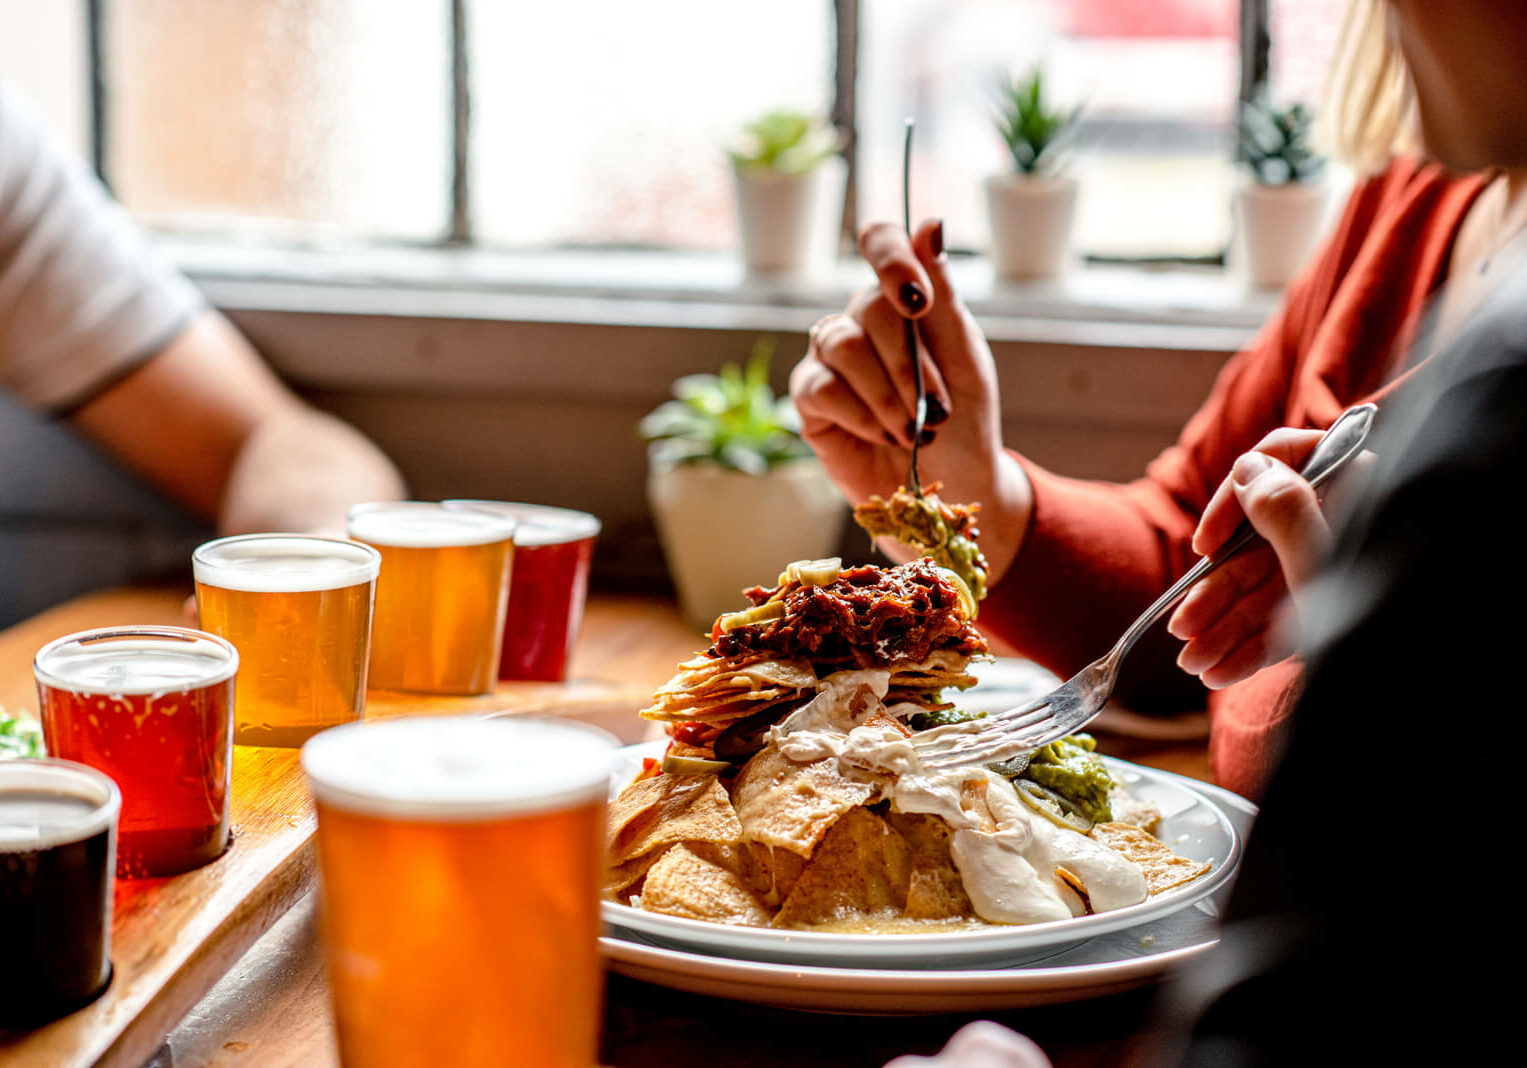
979, 158, 1488, 800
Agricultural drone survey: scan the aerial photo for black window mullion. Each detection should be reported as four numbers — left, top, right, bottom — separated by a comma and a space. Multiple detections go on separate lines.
1239, 0, 1271, 107
85, 0, 110, 190
831, 0, 858, 248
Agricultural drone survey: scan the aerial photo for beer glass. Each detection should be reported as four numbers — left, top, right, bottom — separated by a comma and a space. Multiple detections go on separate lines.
346, 502, 516, 695
443, 501, 600, 682
35, 626, 237, 878
0, 758, 119, 1027
303, 716, 616, 1068
194, 533, 381, 748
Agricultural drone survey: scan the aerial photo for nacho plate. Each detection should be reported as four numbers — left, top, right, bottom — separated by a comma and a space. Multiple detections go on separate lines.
601, 741, 1243, 968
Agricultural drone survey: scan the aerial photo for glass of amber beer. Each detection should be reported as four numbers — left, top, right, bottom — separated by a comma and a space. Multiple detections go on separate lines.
346, 502, 516, 695
443, 501, 600, 682
194, 533, 381, 747
303, 716, 616, 1068
34, 627, 237, 878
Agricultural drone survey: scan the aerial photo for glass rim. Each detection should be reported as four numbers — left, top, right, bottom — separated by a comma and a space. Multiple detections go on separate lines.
345, 500, 518, 548
192, 532, 381, 592
33, 625, 240, 696
302, 715, 617, 822
441, 499, 601, 545
0, 757, 122, 853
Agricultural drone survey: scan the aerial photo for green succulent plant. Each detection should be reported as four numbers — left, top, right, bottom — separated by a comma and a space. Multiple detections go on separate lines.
995, 66, 1080, 176
728, 110, 841, 176
1238, 97, 1326, 185
638, 337, 813, 476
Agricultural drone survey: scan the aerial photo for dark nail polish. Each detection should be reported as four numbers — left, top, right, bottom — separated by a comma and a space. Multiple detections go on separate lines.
905, 420, 937, 446
899, 282, 927, 313
930, 219, 945, 258
924, 395, 948, 426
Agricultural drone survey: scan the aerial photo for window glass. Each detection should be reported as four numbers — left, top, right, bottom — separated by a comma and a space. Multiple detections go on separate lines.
0, 0, 90, 160
468, 0, 833, 250
106, 0, 450, 242
859, 0, 1241, 260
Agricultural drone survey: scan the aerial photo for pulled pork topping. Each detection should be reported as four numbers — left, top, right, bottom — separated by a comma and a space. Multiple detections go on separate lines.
709, 560, 986, 668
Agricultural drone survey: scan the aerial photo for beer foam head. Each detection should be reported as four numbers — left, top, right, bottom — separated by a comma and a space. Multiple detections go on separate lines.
0, 759, 120, 853
34, 627, 239, 696
346, 502, 517, 549
302, 716, 617, 820
193, 534, 381, 593
442, 500, 600, 547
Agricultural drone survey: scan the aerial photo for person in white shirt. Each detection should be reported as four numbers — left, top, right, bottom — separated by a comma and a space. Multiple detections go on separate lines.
0, 78, 404, 623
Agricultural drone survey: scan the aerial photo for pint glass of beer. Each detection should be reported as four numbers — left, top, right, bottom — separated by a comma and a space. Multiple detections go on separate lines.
443, 501, 600, 682
194, 533, 381, 748
0, 758, 119, 1027
346, 502, 516, 695
303, 716, 616, 1068
35, 626, 236, 878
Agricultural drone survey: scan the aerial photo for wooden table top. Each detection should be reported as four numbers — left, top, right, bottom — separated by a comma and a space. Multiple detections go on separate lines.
0, 584, 1219, 1068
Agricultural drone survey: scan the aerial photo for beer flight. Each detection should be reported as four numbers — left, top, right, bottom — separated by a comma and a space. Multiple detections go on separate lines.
0, 498, 610, 1063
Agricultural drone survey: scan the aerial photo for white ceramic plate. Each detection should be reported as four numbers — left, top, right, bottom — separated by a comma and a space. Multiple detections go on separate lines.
603, 742, 1244, 968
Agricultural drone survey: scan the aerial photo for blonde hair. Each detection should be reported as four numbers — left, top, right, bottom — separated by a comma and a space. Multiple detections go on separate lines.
1319, 0, 1421, 172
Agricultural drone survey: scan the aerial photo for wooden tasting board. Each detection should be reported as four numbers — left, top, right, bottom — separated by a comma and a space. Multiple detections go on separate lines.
0, 587, 672, 1067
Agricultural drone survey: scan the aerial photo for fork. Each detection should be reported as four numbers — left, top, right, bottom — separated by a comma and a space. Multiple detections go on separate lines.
909, 402, 1378, 772
901, 117, 927, 496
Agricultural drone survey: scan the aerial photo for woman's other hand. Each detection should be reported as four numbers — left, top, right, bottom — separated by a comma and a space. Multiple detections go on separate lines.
883, 1021, 1053, 1068
1168, 428, 1334, 688
789, 219, 1030, 583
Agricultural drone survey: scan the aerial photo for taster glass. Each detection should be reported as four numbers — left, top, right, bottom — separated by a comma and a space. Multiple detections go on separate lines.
194, 533, 381, 748
303, 716, 616, 1068
347, 502, 516, 696
0, 758, 119, 1027
35, 626, 237, 878
443, 501, 600, 682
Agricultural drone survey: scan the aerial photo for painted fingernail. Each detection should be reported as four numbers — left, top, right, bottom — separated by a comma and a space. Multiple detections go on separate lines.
930, 219, 945, 258
899, 282, 927, 313
905, 420, 936, 446
924, 395, 948, 426
1232, 452, 1272, 485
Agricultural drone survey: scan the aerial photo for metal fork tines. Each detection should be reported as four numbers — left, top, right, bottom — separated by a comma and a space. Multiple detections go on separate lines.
909, 401, 1378, 773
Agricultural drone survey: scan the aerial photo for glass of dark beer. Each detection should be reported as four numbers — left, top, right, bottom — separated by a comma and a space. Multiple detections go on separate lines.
0, 758, 119, 1027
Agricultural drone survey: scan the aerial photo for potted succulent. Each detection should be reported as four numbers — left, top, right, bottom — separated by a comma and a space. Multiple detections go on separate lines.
640, 339, 846, 631
728, 109, 846, 277
985, 67, 1081, 281
1232, 97, 1329, 288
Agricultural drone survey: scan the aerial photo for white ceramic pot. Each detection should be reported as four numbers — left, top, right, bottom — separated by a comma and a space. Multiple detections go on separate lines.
647, 456, 846, 632
1232, 181, 1329, 289
984, 173, 1079, 281
733, 156, 847, 278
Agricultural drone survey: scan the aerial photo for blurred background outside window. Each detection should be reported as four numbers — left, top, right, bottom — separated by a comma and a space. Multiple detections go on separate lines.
1, 0, 1348, 266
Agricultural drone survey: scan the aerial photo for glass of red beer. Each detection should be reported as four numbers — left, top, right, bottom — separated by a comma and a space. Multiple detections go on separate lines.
34, 626, 237, 878
443, 501, 600, 681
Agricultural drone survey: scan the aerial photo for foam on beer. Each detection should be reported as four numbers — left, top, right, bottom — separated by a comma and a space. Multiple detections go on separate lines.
346, 502, 517, 549
443, 500, 600, 547
193, 534, 381, 593
0, 760, 120, 853
302, 716, 617, 820
34, 629, 239, 696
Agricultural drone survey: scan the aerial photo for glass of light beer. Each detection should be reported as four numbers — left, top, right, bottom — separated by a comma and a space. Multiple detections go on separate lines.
34, 626, 236, 878
194, 533, 381, 748
346, 502, 516, 695
443, 501, 600, 682
303, 716, 616, 1068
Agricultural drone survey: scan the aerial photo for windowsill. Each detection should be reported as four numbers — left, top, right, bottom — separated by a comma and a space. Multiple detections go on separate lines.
163, 236, 1278, 353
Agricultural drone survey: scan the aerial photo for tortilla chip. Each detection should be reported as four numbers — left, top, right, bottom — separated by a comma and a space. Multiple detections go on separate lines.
604, 850, 665, 899
606, 772, 742, 866
731, 742, 879, 856
1089, 821, 1211, 895
639, 843, 773, 927
887, 812, 974, 921
774, 807, 913, 928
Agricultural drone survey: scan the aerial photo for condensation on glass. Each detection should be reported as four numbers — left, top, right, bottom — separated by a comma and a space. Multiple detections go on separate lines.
467, 0, 833, 251
106, 0, 450, 241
